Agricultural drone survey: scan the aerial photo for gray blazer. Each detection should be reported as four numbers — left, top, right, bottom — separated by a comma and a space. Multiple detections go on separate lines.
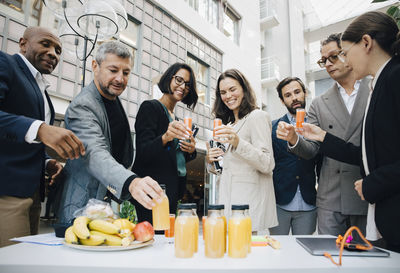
290, 79, 370, 215
58, 82, 134, 224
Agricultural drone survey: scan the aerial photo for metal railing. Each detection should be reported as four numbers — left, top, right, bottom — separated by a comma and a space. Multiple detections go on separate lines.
261, 56, 279, 81
260, 0, 276, 19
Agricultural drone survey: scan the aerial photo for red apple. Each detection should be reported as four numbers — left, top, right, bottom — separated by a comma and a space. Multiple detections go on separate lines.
133, 221, 154, 242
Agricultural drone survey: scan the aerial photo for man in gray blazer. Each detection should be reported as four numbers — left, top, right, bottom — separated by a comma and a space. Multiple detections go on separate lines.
58, 41, 163, 225
276, 33, 369, 237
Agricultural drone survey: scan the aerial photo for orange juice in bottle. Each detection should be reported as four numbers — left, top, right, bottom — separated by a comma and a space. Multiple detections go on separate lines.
228, 205, 247, 258
244, 205, 252, 253
204, 205, 225, 258
152, 184, 170, 230
175, 203, 197, 258
189, 203, 199, 252
218, 205, 227, 253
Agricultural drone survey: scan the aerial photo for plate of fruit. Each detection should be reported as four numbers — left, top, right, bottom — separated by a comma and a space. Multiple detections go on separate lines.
63, 217, 155, 251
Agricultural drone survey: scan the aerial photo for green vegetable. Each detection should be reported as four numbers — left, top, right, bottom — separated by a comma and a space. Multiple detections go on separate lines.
119, 200, 138, 224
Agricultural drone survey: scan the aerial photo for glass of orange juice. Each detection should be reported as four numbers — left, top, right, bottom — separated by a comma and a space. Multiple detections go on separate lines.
175, 203, 197, 258
152, 184, 170, 230
213, 118, 222, 138
204, 205, 225, 258
184, 117, 192, 136
202, 215, 207, 239
296, 108, 306, 130
164, 214, 175, 237
228, 205, 247, 258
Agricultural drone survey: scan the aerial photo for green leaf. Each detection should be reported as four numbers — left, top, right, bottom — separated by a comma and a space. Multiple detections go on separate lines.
387, 6, 399, 17
372, 0, 389, 3
119, 200, 138, 224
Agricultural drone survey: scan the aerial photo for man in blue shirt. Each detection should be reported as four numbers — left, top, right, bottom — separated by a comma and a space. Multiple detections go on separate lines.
269, 77, 318, 235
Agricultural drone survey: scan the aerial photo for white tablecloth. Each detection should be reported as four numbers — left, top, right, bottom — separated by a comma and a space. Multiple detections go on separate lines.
0, 234, 399, 273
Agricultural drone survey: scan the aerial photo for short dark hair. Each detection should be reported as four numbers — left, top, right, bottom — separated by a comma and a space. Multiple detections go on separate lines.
342, 11, 400, 56
158, 63, 198, 110
276, 77, 306, 101
321, 33, 342, 50
212, 69, 258, 124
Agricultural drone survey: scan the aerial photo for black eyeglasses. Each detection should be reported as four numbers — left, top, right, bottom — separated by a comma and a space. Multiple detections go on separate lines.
317, 53, 340, 68
173, 75, 190, 90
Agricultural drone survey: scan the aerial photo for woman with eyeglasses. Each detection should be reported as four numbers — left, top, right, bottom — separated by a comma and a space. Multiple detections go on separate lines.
132, 63, 198, 224
206, 69, 277, 233
284, 11, 400, 252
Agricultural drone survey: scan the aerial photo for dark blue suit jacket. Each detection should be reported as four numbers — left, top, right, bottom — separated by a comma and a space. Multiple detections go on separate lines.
271, 114, 317, 206
0, 51, 54, 198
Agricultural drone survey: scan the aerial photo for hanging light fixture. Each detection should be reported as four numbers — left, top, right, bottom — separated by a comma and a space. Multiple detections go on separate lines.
42, 0, 128, 87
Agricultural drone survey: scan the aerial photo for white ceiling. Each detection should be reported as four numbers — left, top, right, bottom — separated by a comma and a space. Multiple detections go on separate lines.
301, 0, 398, 31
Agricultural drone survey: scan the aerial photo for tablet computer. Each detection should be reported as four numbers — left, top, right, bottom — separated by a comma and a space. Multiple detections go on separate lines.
296, 237, 390, 257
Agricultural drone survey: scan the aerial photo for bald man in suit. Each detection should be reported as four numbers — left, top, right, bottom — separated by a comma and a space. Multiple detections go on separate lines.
0, 27, 85, 247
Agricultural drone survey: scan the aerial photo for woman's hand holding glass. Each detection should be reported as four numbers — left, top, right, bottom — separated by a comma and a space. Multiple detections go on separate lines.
179, 135, 196, 154
162, 120, 191, 145
205, 141, 225, 164
213, 125, 239, 148
277, 121, 327, 143
297, 123, 327, 142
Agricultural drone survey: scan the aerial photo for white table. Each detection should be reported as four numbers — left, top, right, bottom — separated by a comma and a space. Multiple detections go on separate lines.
0, 235, 399, 273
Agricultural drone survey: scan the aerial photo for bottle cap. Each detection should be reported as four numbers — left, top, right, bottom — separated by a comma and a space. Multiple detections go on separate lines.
231, 204, 247, 210
208, 204, 224, 210
177, 203, 193, 210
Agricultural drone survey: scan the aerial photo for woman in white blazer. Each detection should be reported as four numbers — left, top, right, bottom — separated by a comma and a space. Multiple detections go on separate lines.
206, 69, 277, 232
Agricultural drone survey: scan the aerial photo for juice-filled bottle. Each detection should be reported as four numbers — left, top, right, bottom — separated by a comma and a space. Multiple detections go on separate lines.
219, 204, 227, 253
244, 204, 251, 253
189, 203, 199, 253
204, 205, 225, 258
228, 205, 247, 258
175, 203, 197, 258
152, 184, 170, 230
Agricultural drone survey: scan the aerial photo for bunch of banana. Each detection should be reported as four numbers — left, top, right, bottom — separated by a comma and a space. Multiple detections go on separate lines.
65, 216, 135, 246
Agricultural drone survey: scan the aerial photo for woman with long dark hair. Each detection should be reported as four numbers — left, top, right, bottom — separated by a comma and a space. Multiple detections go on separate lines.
206, 69, 277, 232
278, 11, 400, 252
132, 63, 198, 223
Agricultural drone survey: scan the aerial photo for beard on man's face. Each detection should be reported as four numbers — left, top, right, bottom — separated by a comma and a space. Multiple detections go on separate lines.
99, 81, 114, 98
286, 100, 306, 115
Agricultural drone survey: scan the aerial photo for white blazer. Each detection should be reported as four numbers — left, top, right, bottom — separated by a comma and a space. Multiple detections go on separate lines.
214, 109, 277, 232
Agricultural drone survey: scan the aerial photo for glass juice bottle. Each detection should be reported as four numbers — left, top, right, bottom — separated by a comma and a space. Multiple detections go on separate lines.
152, 184, 170, 230
204, 205, 225, 258
189, 203, 199, 253
244, 204, 251, 253
175, 203, 197, 258
220, 205, 227, 253
228, 205, 247, 258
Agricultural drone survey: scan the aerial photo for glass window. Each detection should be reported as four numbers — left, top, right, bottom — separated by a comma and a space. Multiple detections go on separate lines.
223, 6, 239, 44
116, 18, 140, 72
119, 19, 139, 48
187, 54, 210, 105
0, 0, 23, 11
184, 0, 218, 27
